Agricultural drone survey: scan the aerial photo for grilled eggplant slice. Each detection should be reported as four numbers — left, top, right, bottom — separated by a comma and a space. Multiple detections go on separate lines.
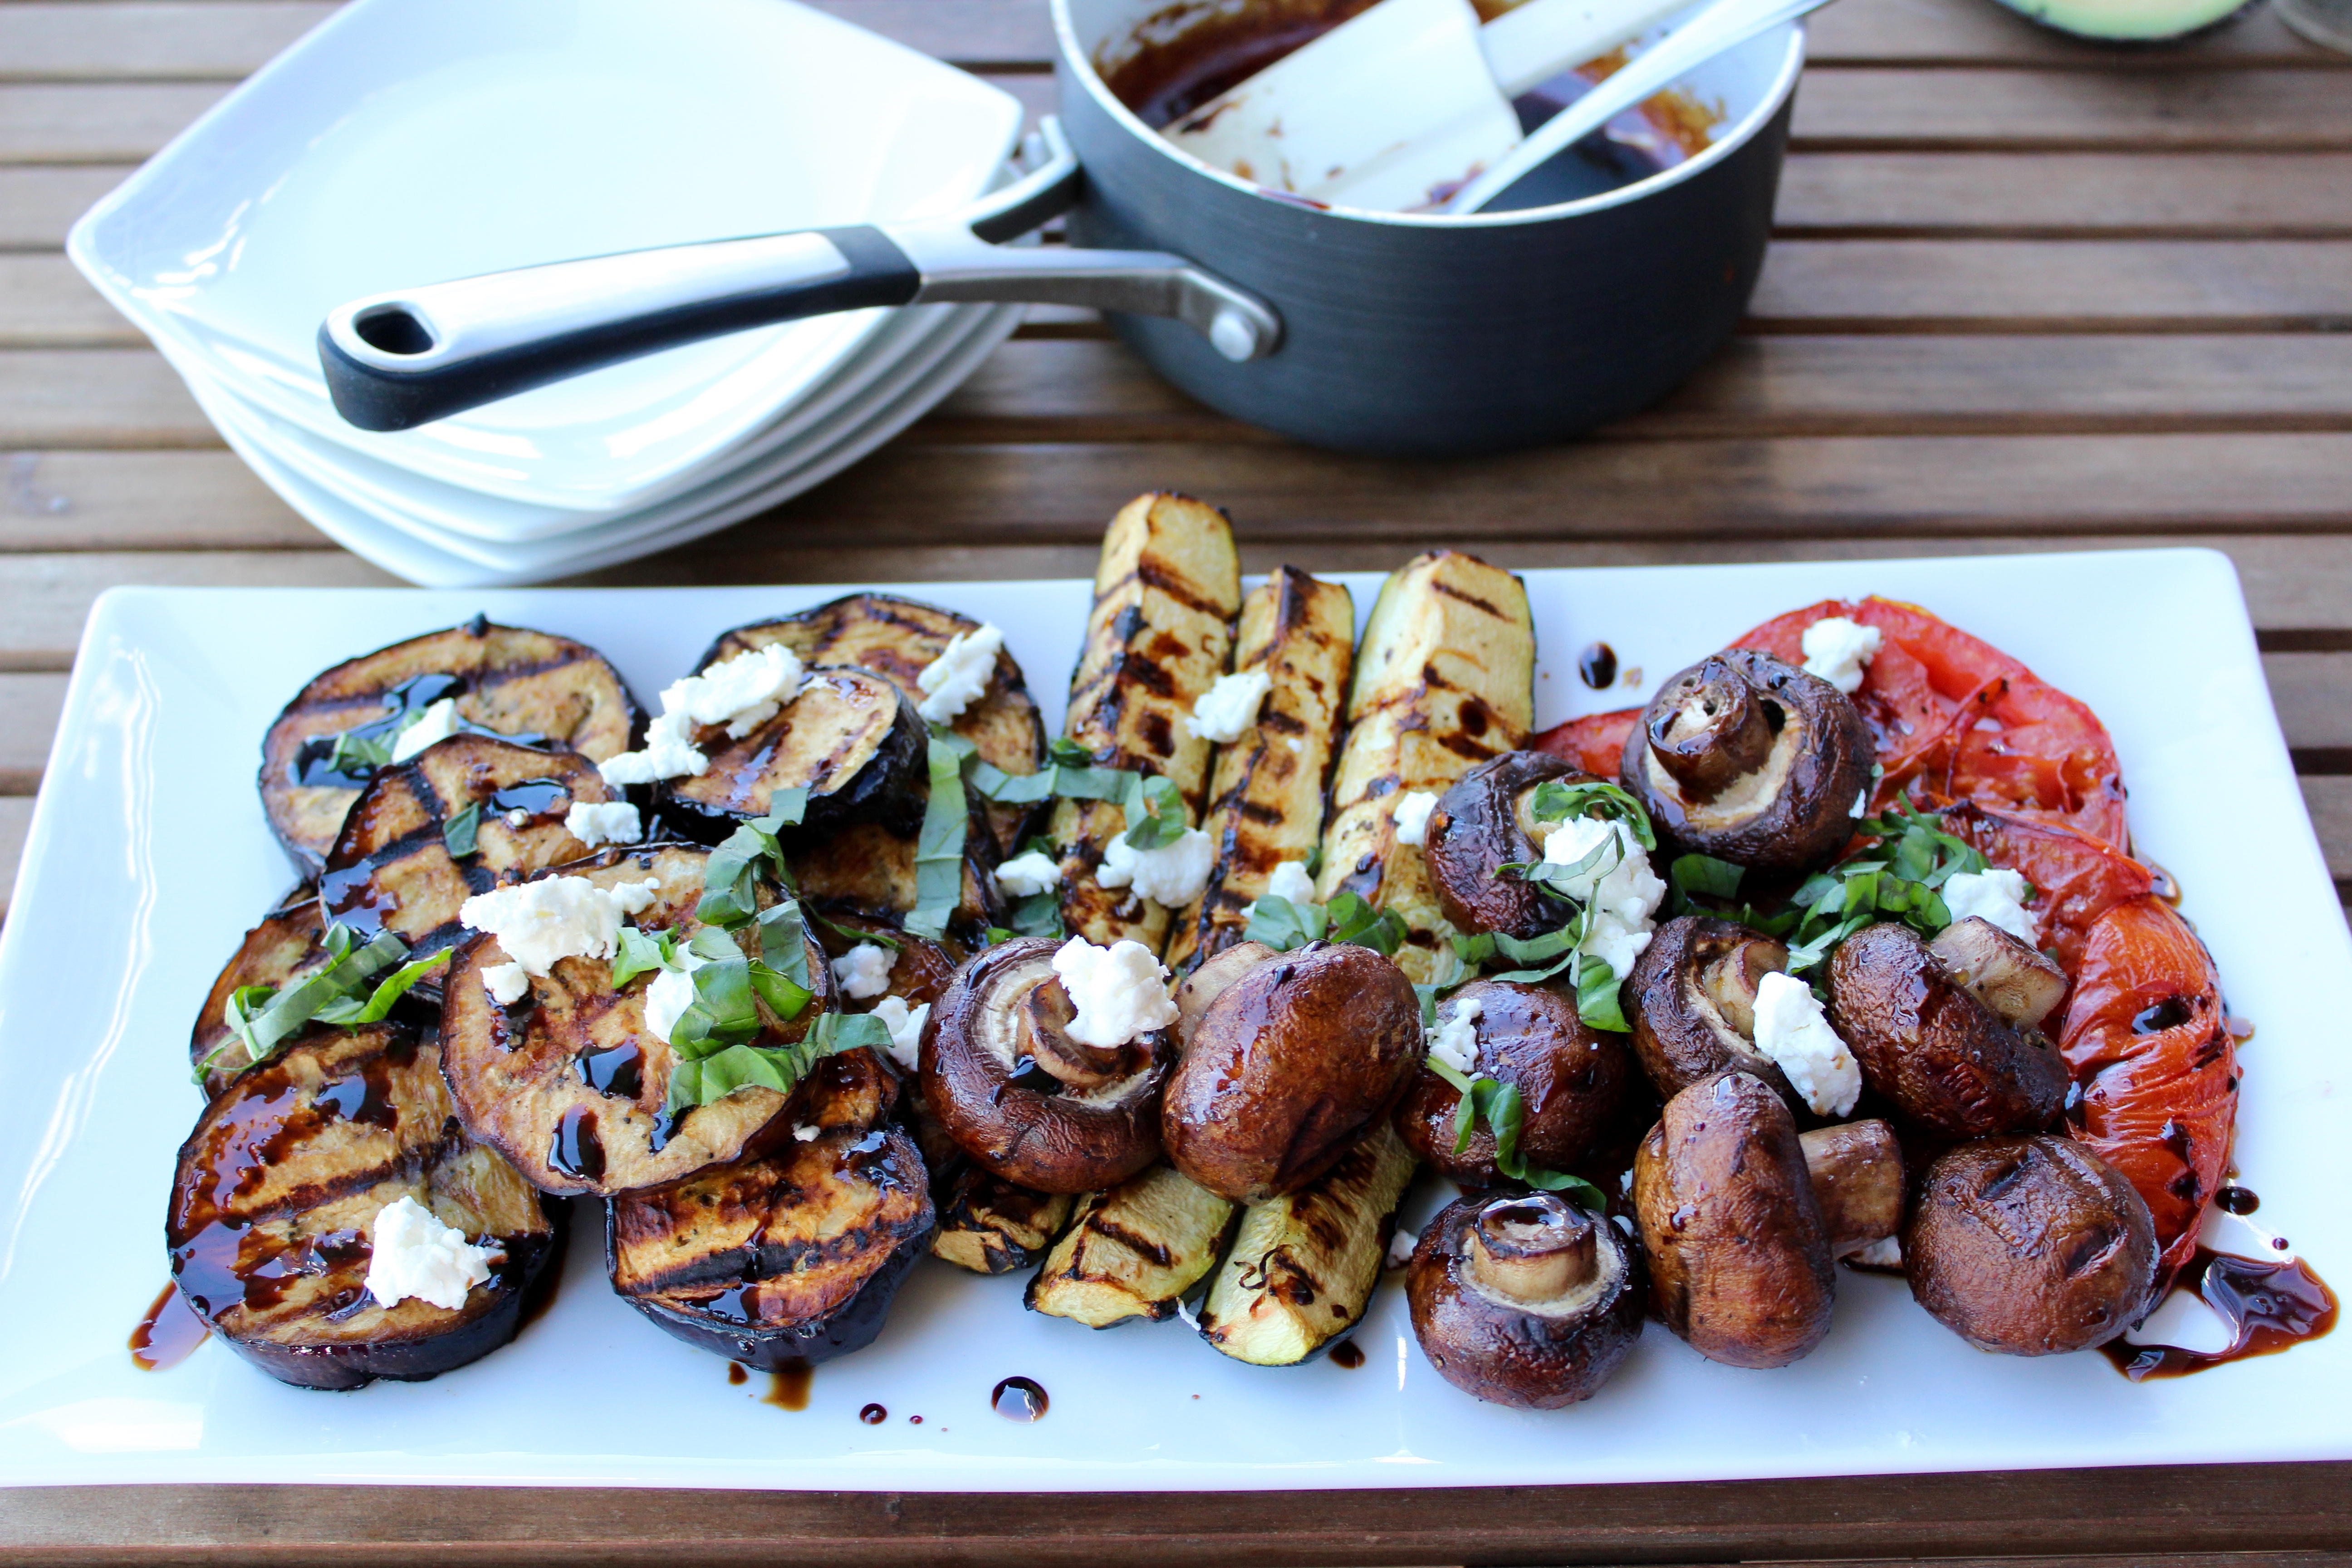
167, 1021, 559, 1390
932, 1167, 1075, 1275
701, 595, 1048, 856
1164, 568, 1356, 975
1052, 493, 1242, 950
437, 845, 836, 1196
789, 817, 1002, 944
315, 733, 616, 1006
1317, 552, 1534, 983
608, 1122, 933, 1369
261, 618, 640, 875
659, 666, 925, 841
1197, 1121, 1417, 1366
190, 888, 328, 1094
1026, 1164, 1237, 1326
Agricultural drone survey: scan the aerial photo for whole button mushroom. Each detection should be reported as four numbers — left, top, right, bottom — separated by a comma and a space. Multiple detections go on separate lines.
1829, 916, 2069, 1140
1906, 1136, 2157, 1355
1423, 751, 1597, 941
1623, 915, 1800, 1107
1799, 1118, 1906, 1259
921, 937, 1172, 1194
1161, 941, 1422, 1203
1619, 650, 1873, 872
1393, 979, 1632, 1186
1408, 1189, 1647, 1409
1632, 1071, 1838, 1368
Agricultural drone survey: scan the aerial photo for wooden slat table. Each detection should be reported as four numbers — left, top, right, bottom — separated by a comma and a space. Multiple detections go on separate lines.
2, 0, 2348, 1561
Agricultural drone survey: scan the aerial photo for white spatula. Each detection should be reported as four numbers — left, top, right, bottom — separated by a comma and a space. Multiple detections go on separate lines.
1161, 0, 1695, 213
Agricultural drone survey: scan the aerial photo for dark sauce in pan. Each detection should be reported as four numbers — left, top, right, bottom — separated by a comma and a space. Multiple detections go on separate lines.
1328, 1339, 1366, 1369
991, 1376, 1049, 1421
764, 1360, 814, 1410
1578, 642, 1618, 690
2102, 1248, 2338, 1381
130, 1283, 210, 1371
1099, 1, 1715, 210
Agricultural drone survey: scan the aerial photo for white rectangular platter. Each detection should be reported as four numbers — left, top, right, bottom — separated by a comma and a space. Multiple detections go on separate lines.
2, 548, 2347, 1491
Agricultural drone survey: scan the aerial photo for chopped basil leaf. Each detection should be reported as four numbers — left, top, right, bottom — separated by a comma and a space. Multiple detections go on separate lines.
610, 926, 675, 990
1243, 892, 1326, 951
1573, 952, 1632, 1032
1242, 890, 1403, 956
755, 899, 813, 989
1670, 852, 1744, 902
809, 909, 898, 952
312, 948, 451, 1027
195, 924, 416, 1081
748, 962, 814, 1023
441, 800, 481, 858
662, 1008, 888, 1112
1526, 779, 1656, 850
1769, 802, 2004, 977
906, 735, 971, 941
1423, 1060, 1606, 1208
694, 792, 809, 929
1324, 892, 1405, 956
1006, 889, 1065, 941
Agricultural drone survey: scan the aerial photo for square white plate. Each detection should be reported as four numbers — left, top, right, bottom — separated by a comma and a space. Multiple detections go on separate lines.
67, 0, 1022, 512
2, 551, 2345, 1490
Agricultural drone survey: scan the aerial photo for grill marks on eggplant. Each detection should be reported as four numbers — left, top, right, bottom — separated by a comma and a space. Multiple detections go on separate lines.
1317, 552, 1535, 983
190, 889, 328, 1094
316, 734, 613, 1005
260, 620, 640, 874
608, 1121, 933, 1369
661, 666, 925, 840
703, 594, 1048, 857
1165, 568, 1355, 974
932, 1168, 1074, 1275
1053, 494, 1242, 949
436, 845, 836, 1196
166, 1021, 558, 1390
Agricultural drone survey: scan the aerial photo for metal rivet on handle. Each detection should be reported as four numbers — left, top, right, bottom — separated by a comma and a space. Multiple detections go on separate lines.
1208, 309, 1260, 363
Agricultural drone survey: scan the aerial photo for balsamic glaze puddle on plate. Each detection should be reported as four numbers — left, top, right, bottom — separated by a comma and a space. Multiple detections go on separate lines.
992, 1376, 1049, 1421
1577, 642, 1618, 690
1328, 1340, 1366, 1369
764, 1360, 813, 1410
2103, 1245, 2337, 1380
860, 1403, 888, 1425
130, 1282, 209, 1371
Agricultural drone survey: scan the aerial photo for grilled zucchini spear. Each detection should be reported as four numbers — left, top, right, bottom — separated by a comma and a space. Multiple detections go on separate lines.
1196, 1122, 1417, 1366
1316, 551, 1535, 983
1054, 493, 1242, 949
1025, 1164, 1236, 1326
260, 617, 639, 875
1164, 567, 1355, 974
167, 1021, 560, 1390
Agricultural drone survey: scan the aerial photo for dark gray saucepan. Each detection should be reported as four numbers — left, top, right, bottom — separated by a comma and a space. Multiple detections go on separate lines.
317, 6, 1805, 456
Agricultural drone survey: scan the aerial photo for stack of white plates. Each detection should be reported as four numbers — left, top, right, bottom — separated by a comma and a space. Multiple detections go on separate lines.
69, 0, 1029, 587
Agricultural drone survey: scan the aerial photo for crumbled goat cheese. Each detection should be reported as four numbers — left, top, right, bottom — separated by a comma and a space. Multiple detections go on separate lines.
832, 942, 893, 1000
1260, 860, 1318, 907
1051, 937, 1177, 1049
1800, 615, 1884, 696
1852, 787, 1871, 818
481, 961, 530, 1006
870, 995, 930, 1073
1752, 970, 1862, 1117
1942, 867, 2038, 944
1392, 790, 1441, 847
389, 697, 459, 763
459, 875, 660, 976
1428, 995, 1482, 1074
364, 1195, 495, 1311
1851, 1235, 1903, 1269
641, 950, 710, 1046
1543, 815, 1667, 983
994, 849, 1061, 898
564, 800, 643, 848
1387, 1228, 1420, 1269
793, 1124, 821, 1142
598, 645, 806, 784
1097, 825, 1216, 908
916, 624, 1005, 724
1183, 669, 1273, 742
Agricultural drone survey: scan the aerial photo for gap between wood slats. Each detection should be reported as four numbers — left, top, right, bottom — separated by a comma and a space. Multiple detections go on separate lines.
0, 1, 331, 83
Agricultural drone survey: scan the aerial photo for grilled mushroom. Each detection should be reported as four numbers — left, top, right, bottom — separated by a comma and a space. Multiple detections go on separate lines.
1829, 918, 2068, 1139
1620, 651, 1872, 871
1407, 1189, 1646, 1408
1800, 1118, 1906, 1258
1423, 751, 1594, 940
1393, 979, 1632, 1185
1161, 941, 1423, 1203
1623, 915, 1796, 1105
661, 665, 926, 841
921, 938, 1171, 1194
1905, 1136, 2157, 1356
1632, 1071, 1836, 1368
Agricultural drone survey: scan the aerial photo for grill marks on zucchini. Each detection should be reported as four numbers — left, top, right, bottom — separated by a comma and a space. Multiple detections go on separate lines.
1054, 494, 1242, 948
1317, 551, 1536, 983
166, 1022, 558, 1390
260, 619, 640, 874
662, 666, 924, 840
315, 734, 612, 1004
436, 845, 836, 1196
1196, 1122, 1417, 1366
1026, 1164, 1237, 1325
1165, 568, 1355, 974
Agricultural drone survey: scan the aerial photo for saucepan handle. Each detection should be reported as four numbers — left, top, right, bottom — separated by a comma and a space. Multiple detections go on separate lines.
317, 118, 1282, 433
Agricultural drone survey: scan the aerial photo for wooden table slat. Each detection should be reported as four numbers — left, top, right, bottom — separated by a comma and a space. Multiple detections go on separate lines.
0, 0, 332, 81
1775, 152, 2352, 239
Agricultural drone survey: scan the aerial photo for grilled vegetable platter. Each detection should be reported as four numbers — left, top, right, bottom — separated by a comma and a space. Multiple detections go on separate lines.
167, 499, 2313, 1415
